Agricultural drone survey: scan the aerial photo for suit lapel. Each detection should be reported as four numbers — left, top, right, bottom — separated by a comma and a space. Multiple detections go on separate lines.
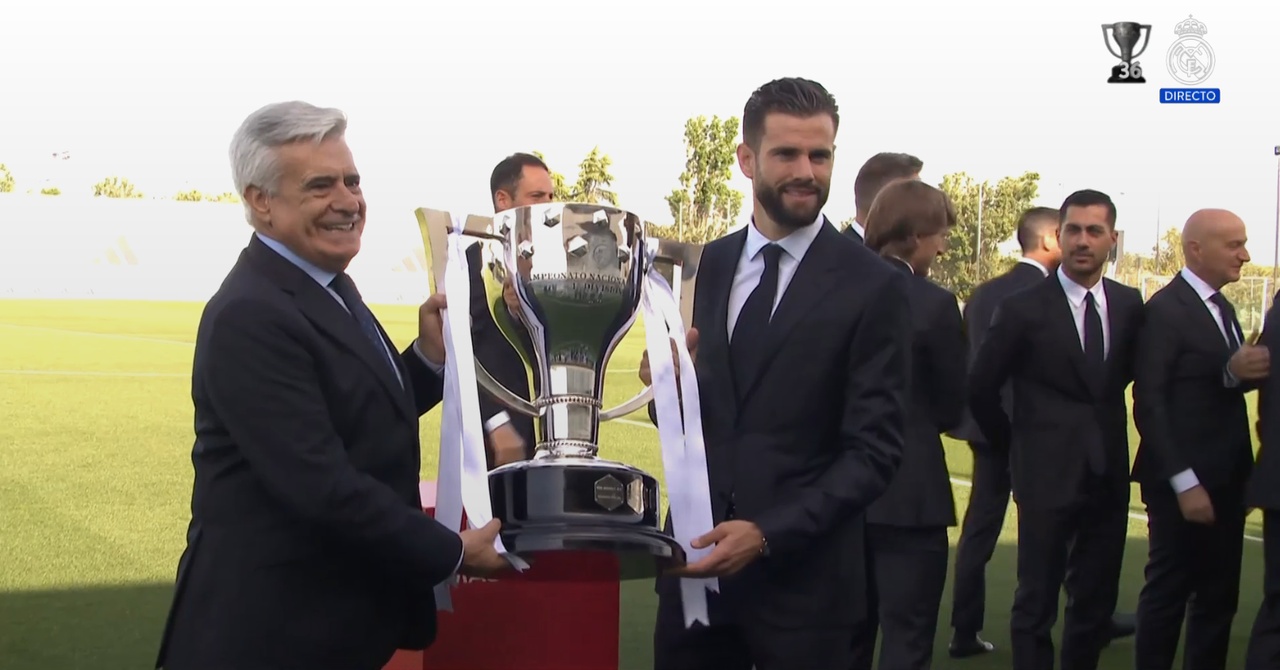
1102, 279, 1131, 383
1044, 277, 1095, 397
1171, 274, 1233, 352
246, 237, 416, 421
737, 223, 843, 405
702, 230, 745, 413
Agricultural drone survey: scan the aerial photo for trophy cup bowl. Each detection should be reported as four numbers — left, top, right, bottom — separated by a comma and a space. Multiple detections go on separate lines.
1102, 21, 1152, 62
419, 202, 702, 580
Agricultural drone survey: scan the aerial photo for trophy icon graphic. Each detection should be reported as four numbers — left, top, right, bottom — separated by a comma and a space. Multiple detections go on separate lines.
1102, 21, 1152, 83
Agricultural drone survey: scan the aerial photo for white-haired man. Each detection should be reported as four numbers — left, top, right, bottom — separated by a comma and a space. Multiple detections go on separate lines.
154, 101, 508, 670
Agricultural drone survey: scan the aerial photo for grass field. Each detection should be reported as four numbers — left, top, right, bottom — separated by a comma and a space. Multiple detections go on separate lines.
0, 299, 1268, 669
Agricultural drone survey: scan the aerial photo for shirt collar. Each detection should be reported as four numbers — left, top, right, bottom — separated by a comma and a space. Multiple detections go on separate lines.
744, 213, 825, 263
256, 232, 338, 287
1179, 266, 1219, 301
1018, 257, 1049, 277
849, 219, 866, 239
1056, 265, 1106, 307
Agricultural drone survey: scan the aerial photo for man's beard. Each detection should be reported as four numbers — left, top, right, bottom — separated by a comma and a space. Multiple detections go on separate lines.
756, 179, 829, 230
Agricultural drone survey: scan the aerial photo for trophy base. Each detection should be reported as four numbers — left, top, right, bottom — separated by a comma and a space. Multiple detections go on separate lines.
490, 457, 685, 581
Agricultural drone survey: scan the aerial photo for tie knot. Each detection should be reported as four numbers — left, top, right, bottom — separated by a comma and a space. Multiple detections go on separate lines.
1211, 292, 1233, 311
760, 244, 783, 268
1085, 291, 1097, 307
329, 272, 360, 298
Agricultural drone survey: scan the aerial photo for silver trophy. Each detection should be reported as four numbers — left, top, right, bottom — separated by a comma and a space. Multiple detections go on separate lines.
416, 202, 703, 578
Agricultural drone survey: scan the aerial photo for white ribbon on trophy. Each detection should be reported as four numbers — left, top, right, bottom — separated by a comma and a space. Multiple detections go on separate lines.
640, 250, 718, 628
434, 217, 529, 611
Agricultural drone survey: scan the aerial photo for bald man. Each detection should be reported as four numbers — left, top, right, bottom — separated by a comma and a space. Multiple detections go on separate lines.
1131, 209, 1267, 670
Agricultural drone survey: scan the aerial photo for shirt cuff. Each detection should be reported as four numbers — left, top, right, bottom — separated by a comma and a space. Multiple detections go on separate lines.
484, 411, 512, 433
453, 540, 464, 576
1170, 468, 1200, 494
412, 338, 446, 375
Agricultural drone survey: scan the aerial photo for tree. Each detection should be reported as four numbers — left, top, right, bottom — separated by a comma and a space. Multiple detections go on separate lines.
568, 147, 618, 205
93, 177, 143, 199
531, 151, 574, 201
933, 171, 1041, 299
210, 192, 241, 204
1150, 228, 1185, 276
39, 187, 60, 196
664, 115, 744, 243
0, 164, 14, 193
175, 189, 205, 202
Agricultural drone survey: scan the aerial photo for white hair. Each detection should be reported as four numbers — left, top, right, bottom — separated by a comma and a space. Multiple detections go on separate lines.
229, 101, 348, 223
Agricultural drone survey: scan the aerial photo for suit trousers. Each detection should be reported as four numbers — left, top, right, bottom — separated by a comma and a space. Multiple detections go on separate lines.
1011, 474, 1128, 670
950, 440, 1012, 636
1246, 510, 1280, 669
850, 523, 950, 670
653, 586, 855, 670
1135, 483, 1245, 670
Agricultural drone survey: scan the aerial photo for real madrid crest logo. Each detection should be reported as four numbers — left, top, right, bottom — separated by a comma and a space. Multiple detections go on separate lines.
1166, 15, 1214, 85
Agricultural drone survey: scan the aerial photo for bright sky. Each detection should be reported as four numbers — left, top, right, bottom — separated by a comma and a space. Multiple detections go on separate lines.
3, 0, 1276, 263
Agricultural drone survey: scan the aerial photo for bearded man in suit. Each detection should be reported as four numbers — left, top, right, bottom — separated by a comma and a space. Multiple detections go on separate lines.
639, 77, 912, 670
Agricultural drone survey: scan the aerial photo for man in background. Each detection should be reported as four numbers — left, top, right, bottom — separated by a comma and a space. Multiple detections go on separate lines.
947, 206, 1061, 657
469, 152, 555, 465
969, 189, 1144, 670
844, 152, 922, 243
1247, 287, 1280, 668
852, 179, 967, 670
1132, 208, 1265, 670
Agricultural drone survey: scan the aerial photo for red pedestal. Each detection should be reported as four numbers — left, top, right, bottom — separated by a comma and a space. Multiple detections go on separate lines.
383, 481, 622, 670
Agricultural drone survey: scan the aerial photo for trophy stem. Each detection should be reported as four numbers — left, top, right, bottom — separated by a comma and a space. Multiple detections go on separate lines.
535, 440, 599, 459
533, 392, 602, 459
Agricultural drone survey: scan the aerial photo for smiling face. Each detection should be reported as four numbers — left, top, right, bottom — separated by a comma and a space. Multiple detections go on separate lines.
245, 134, 365, 272
737, 112, 835, 231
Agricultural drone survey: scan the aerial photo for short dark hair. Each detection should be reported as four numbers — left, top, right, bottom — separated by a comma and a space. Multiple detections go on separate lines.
854, 153, 923, 216
863, 179, 956, 253
742, 77, 840, 150
1059, 189, 1117, 227
489, 152, 550, 203
1015, 206, 1060, 252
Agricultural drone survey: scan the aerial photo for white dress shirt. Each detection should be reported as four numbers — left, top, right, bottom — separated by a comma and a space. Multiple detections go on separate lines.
1056, 267, 1110, 358
1166, 267, 1244, 494
848, 219, 866, 241
727, 214, 826, 340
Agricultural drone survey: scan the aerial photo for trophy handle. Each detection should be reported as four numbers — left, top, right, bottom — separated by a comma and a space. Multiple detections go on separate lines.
1133, 25, 1153, 59
415, 206, 542, 420
474, 359, 540, 417
600, 386, 655, 421
598, 235, 702, 422
1100, 25, 1122, 60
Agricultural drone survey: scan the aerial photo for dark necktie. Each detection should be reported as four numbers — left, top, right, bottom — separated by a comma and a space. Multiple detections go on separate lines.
329, 273, 397, 376
1084, 292, 1105, 368
730, 244, 783, 389
1210, 292, 1241, 349
1083, 291, 1107, 473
